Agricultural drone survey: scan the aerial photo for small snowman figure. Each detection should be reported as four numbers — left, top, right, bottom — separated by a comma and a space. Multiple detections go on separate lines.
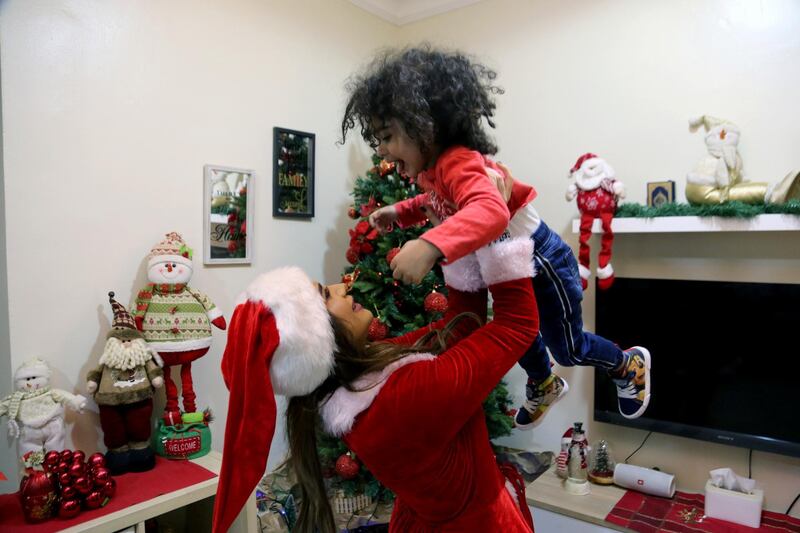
564, 422, 591, 495
133, 232, 226, 421
0, 359, 86, 458
566, 153, 625, 291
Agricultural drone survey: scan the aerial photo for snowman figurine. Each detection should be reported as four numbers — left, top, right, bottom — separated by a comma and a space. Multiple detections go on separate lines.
133, 232, 226, 421
0, 359, 86, 458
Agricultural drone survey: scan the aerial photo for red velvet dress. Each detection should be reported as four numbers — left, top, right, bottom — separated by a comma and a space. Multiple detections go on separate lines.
323, 279, 539, 532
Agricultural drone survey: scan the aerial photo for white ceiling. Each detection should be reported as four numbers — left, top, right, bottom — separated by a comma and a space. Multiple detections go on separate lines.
348, 0, 484, 26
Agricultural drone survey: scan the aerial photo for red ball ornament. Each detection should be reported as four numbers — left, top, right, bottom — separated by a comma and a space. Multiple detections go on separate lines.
103, 478, 117, 498
59, 450, 73, 464
93, 467, 110, 487
44, 451, 60, 469
68, 462, 86, 479
74, 476, 92, 495
227, 240, 238, 253
424, 291, 448, 313
72, 450, 86, 464
386, 247, 401, 265
84, 490, 104, 510
61, 485, 77, 500
334, 453, 360, 480
58, 498, 81, 519
367, 318, 388, 341
348, 207, 358, 219
57, 461, 70, 474
20, 470, 57, 523
346, 247, 360, 265
58, 472, 72, 487
88, 453, 106, 470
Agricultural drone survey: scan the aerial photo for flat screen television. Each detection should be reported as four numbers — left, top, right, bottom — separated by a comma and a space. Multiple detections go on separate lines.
594, 277, 800, 458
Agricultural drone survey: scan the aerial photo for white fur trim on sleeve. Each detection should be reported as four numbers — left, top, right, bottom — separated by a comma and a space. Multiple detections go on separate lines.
475, 237, 534, 285
441, 253, 484, 292
207, 307, 223, 321
245, 267, 335, 397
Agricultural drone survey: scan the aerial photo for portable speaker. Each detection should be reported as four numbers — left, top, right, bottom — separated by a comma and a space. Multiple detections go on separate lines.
613, 464, 676, 498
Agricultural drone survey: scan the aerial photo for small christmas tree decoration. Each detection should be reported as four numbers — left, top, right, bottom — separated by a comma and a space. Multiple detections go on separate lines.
335, 453, 360, 480
424, 291, 448, 314
588, 440, 615, 485
386, 247, 401, 265
348, 207, 358, 219
367, 318, 388, 341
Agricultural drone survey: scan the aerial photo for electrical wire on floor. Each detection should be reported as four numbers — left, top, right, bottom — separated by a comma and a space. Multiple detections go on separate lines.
624, 431, 652, 464
787, 492, 800, 515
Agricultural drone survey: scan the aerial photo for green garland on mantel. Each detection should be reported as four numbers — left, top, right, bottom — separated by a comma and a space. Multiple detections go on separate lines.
616, 200, 800, 219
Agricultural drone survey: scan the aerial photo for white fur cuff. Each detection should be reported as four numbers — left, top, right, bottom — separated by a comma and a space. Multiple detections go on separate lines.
579, 264, 591, 280
441, 254, 484, 292
475, 237, 534, 285
597, 264, 614, 279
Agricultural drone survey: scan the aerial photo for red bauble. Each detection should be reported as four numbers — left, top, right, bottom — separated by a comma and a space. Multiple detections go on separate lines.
346, 247, 360, 265
103, 478, 117, 498
424, 291, 448, 313
227, 241, 238, 253
93, 467, 110, 487
334, 453, 360, 480
20, 470, 57, 523
84, 490, 104, 510
348, 207, 358, 219
386, 247, 401, 265
367, 318, 388, 341
61, 485, 77, 500
74, 476, 92, 495
58, 498, 81, 519
57, 461, 70, 474
59, 450, 73, 464
72, 451, 86, 464
58, 472, 72, 487
44, 451, 60, 469
68, 462, 86, 479
88, 453, 106, 470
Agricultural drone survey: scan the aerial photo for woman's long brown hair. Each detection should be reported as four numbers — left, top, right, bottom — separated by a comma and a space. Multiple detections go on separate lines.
286, 312, 481, 533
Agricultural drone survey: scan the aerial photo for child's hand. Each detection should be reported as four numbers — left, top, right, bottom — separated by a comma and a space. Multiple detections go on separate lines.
390, 239, 443, 284
369, 205, 398, 234
486, 163, 514, 203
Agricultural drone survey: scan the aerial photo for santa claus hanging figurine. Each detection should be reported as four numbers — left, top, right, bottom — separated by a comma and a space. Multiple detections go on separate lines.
133, 232, 226, 423
566, 153, 626, 291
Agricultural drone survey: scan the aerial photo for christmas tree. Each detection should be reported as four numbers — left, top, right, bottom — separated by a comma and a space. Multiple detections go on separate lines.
588, 440, 615, 485
318, 155, 515, 499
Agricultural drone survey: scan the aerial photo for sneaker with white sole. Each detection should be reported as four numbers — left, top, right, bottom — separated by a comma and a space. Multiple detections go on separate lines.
612, 347, 651, 419
515, 373, 569, 430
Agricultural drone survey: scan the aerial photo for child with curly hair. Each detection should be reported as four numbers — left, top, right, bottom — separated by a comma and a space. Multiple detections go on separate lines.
341, 45, 651, 424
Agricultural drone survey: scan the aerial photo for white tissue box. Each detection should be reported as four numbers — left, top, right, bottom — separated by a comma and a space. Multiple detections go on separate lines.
704, 480, 763, 528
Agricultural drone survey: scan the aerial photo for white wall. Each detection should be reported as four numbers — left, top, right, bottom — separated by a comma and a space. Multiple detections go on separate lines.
0, 0, 391, 478
3, 0, 800, 517
399, 0, 800, 514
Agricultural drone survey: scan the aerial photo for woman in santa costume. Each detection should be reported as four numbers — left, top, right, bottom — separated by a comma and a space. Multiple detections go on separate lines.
213, 236, 538, 533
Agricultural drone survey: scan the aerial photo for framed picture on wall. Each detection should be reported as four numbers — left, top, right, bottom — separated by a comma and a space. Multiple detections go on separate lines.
203, 164, 254, 264
273, 127, 315, 218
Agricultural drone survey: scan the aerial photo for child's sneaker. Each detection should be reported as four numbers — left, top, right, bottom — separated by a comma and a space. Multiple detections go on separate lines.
515, 374, 569, 430
612, 347, 651, 419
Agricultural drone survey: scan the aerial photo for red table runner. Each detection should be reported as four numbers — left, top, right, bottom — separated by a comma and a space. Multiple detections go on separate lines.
606, 490, 800, 533
0, 456, 217, 532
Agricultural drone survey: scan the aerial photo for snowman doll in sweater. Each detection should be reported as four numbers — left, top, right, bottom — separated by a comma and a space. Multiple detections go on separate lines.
0, 359, 86, 458
133, 232, 226, 422
566, 153, 626, 291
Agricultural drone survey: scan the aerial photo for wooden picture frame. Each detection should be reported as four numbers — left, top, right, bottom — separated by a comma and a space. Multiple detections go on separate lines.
273, 127, 315, 218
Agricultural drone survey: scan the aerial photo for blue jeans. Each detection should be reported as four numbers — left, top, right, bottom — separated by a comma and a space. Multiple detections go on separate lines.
519, 222, 624, 382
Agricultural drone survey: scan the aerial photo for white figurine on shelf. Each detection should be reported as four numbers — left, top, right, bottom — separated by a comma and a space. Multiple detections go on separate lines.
564, 422, 591, 495
0, 358, 86, 457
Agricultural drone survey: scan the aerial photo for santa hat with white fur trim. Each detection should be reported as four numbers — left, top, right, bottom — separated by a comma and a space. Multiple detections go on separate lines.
570, 153, 600, 176
212, 266, 335, 533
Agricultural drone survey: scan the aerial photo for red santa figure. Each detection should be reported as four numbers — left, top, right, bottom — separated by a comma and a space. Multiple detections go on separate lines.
566, 153, 626, 290
133, 233, 226, 422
